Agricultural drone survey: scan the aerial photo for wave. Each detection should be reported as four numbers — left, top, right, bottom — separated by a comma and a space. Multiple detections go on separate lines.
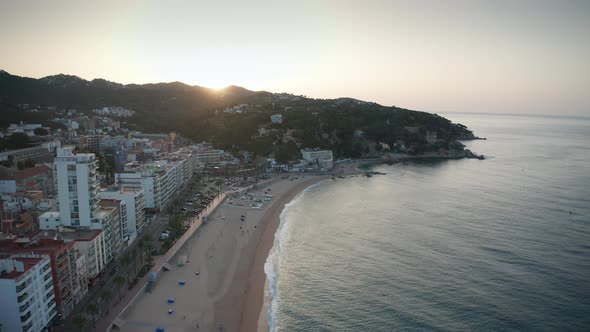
264, 180, 326, 332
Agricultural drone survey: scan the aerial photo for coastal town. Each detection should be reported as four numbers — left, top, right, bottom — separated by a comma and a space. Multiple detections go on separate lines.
0, 108, 340, 332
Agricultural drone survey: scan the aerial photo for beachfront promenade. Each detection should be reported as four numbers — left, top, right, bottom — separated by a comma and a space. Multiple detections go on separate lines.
98, 192, 227, 332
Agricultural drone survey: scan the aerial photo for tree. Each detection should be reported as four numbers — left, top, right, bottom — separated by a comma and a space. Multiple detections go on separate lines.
17, 161, 25, 170
87, 303, 98, 328
24, 159, 36, 168
146, 242, 155, 265
72, 314, 86, 332
101, 289, 113, 313
131, 248, 138, 275
6, 132, 30, 149
33, 127, 49, 136
138, 238, 145, 267
121, 253, 132, 285
114, 274, 125, 300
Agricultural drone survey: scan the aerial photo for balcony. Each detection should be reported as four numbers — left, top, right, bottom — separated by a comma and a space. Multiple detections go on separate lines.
18, 292, 28, 303
57, 263, 68, 273
23, 321, 33, 332
20, 310, 32, 323
19, 300, 30, 313
16, 282, 27, 293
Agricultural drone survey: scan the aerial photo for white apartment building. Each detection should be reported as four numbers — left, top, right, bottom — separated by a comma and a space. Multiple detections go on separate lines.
301, 148, 334, 171
54, 147, 100, 228
95, 209, 118, 262
191, 145, 224, 166
115, 161, 183, 212
100, 189, 145, 242
59, 229, 107, 280
271, 114, 283, 124
100, 198, 129, 243
0, 254, 57, 332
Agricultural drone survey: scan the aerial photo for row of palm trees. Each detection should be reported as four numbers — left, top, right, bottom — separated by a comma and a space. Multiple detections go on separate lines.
72, 234, 154, 331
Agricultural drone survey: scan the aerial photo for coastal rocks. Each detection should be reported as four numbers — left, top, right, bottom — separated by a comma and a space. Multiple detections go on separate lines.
465, 149, 485, 160
364, 171, 386, 177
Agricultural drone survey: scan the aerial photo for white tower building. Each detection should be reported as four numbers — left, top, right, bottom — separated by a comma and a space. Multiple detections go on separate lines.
0, 254, 57, 332
55, 147, 100, 228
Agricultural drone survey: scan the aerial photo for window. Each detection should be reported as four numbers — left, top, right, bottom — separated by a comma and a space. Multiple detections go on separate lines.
67, 165, 76, 171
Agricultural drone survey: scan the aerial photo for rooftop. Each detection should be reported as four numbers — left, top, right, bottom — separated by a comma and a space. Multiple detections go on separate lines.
0, 256, 44, 280
0, 165, 52, 181
38, 228, 102, 242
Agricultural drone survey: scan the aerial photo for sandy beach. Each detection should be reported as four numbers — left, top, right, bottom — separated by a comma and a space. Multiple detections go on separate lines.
115, 159, 365, 332
117, 174, 329, 332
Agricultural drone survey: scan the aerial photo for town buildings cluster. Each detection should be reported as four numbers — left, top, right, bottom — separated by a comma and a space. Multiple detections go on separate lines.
0, 109, 334, 331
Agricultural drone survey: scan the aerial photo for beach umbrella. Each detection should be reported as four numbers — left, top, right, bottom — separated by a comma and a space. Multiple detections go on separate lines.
167, 298, 175, 304
179, 280, 186, 285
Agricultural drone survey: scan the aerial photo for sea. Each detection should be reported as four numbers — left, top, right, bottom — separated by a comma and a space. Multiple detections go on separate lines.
264, 113, 590, 331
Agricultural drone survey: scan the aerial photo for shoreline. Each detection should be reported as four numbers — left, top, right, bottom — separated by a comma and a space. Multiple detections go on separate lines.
243, 162, 363, 332
116, 175, 330, 332
239, 176, 328, 332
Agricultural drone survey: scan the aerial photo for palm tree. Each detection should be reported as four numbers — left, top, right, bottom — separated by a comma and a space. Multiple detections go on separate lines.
131, 248, 138, 275
138, 238, 145, 268
101, 289, 113, 314
145, 242, 154, 266
72, 313, 86, 331
114, 274, 125, 300
87, 303, 98, 329
121, 253, 132, 285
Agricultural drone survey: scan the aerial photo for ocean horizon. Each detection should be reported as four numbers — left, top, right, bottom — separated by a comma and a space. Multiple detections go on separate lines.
265, 113, 590, 331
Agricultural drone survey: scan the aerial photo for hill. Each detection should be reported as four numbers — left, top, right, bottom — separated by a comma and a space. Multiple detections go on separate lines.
0, 70, 477, 160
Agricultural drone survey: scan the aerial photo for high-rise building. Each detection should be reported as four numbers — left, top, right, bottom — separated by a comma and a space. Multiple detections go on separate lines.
0, 237, 88, 318
0, 254, 57, 332
100, 199, 129, 244
100, 188, 145, 242
38, 147, 116, 280
54, 147, 100, 228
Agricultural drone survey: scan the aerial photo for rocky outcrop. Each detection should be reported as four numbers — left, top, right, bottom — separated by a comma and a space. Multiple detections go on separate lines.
465, 149, 485, 160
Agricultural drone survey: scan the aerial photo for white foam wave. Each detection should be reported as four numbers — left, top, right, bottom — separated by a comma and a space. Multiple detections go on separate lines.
264, 180, 325, 332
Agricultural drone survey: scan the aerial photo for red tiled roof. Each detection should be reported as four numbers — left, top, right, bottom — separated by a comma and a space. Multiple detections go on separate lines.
14, 165, 51, 180
0, 165, 51, 181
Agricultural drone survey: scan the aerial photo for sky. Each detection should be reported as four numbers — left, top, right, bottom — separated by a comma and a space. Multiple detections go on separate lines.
0, 0, 589, 115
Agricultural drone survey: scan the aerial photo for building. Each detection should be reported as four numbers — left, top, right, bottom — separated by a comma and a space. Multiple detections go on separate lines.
115, 161, 180, 212
54, 147, 100, 228
100, 199, 129, 244
95, 208, 119, 262
43, 229, 107, 281
0, 254, 57, 332
0, 140, 61, 164
6, 123, 43, 136
100, 188, 145, 240
301, 148, 334, 171
271, 114, 283, 124
0, 192, 43, 236
0, 237, 88, 318
191, 144, 224, 166
0, 165, 54, 196
79, 135, 102, 154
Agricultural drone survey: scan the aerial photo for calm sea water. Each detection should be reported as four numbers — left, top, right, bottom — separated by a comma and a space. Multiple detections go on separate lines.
265, 113, 590, 331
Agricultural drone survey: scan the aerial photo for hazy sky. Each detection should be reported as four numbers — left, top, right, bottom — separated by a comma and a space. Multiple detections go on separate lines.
1, 0, 589, 115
